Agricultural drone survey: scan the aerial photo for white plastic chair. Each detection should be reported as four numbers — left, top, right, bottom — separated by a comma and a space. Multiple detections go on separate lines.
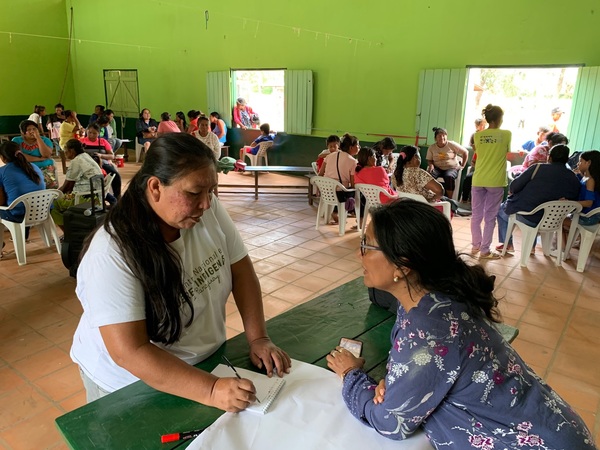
396, 192, 452, 221
506, 160, 515, 182
244, 141, 273, 166
436, 156, 463, 201
355, 184, 399, 235
564, 207, 600, 272
501, 200, 582, 268
310, 176, 355, 236
135, 141, 144, 163
311, 161, 318, 174
0, 189, 62, 265
74, 173, 116, 204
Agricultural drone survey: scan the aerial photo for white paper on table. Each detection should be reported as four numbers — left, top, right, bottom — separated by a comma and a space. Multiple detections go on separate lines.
187, 359, 434, 450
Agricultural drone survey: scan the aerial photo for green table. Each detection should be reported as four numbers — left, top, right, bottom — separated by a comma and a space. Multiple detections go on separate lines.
56, 277, 395, 449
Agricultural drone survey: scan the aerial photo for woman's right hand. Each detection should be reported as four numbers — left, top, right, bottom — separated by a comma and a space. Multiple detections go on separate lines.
209, 377, 257, 412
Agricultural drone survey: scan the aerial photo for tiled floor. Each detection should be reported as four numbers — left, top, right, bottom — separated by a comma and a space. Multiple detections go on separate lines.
0, 164, 599, 449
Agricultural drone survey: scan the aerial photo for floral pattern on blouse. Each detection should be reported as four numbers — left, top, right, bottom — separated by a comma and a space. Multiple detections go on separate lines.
341, 293, 595, 449
393, 167, 437, 200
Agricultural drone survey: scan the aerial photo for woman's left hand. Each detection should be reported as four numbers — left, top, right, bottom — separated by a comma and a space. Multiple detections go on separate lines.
326, 346, 365, 378
249, 337, 291, 378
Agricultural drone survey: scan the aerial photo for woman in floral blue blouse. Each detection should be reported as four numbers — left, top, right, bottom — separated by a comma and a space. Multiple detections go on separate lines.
327, 200, 595, 450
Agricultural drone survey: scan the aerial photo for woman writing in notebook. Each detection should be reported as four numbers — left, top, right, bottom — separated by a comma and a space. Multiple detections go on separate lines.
327, 200, 594, 449
70, 133, 291, 411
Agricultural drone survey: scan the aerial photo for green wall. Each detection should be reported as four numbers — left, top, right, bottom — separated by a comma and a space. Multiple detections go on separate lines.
0, 0, 75, 118
3, 0, 600, 144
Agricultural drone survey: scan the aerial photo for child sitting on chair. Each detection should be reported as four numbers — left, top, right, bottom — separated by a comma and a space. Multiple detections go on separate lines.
238, 123, 275, 163
315, 135, 341, 172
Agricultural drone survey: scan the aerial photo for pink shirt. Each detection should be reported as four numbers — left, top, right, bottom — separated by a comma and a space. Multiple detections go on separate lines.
80, 137, 112, 152
157, 120, 181, 134
323, 151, 357, 188
354, 166, 396, 203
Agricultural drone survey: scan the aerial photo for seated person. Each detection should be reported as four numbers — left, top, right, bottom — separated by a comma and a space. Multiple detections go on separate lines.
70, 134, 290, 406
233, 98, 257, 130
80, 124, 122, 200
59, 110, 83, 151
157, 112, 182, 135
354, 147, 396, 202
393, 145, 443, 201
511, 132, 568, 177
238, 123, 275, 163
373, 137, 397, 174
326, 199, 595, 449
186, 110, 202, 134
315, 135, 340, 172
12, 120, 58, 189
561, 150, 600, 257
355, 147, 397, 229
88, 104, 105, 125
0, 141, 46, 247
175, 111, 187, 133
51, 139, 107, 229
319, 133, 359, 224
103, 110, 122, 153
426, 127, 468, 199
209, 112, 227, 143
135, 108, 158, 156
521, 125, 549, 152
496, 144, 580, 253
95, 115, 111, 143
194, 116, 221, 161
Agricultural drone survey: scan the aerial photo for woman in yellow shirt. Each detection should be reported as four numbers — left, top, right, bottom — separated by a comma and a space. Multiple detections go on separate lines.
470, 104, 511, 259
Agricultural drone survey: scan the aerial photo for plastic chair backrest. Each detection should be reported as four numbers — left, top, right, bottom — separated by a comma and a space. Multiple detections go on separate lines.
311, 161, 318, 174
355, 184, 397, 207
8, 190, 62, 227
257, 141, 273, 156
311, 176, 348, 206
531, 201, 582, 231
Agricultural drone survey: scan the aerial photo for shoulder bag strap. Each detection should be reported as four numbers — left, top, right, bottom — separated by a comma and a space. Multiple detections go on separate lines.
531, 163, 541, 180
336, 153, 343, 185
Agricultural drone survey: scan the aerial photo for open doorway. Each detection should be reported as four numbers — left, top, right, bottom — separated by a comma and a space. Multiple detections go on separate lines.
232, 69, 284, 132
462, 67, 580, 149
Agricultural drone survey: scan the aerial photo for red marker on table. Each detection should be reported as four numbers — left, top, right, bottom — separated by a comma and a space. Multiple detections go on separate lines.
161, 428, 205, 444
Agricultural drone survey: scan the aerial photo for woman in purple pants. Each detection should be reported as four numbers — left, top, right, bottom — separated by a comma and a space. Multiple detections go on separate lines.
470, 104, 511, 259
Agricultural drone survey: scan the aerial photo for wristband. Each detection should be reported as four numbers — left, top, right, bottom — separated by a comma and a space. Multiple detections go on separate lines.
341, 367, 356, 381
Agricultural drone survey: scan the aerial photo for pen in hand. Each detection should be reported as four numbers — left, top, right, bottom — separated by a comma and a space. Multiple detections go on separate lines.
221, 355, 261, 403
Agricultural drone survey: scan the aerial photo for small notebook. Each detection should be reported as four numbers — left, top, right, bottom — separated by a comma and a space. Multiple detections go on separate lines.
211, 364, 286, 414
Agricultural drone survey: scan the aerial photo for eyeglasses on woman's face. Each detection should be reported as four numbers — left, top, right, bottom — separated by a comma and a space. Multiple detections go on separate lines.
360, 236, 382, 256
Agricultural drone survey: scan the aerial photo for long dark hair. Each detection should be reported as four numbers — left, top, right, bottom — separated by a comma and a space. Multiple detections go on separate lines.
340, 133, 358, 153
355, 147, 375, 173
92, 134, 217, 344
0, 141, 41, 184
581, 150, 600, 194
371, 200, 499, 322
393, 145, 419, 187
176, 111, 187, 129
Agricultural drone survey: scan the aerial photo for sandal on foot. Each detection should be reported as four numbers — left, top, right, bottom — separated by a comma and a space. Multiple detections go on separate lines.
495, 244, 514, 253
470, 247, 480, 255
479, 252, 501, 260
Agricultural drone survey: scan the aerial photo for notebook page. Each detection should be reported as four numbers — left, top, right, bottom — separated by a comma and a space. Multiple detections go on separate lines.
211, 364, 286, 414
